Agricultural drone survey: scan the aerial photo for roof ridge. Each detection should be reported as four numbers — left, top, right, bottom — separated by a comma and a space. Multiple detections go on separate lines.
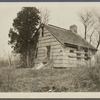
48, 24, 68, 31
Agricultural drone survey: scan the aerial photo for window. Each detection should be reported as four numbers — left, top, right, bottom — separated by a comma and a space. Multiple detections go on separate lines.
42, 26, 44, 37
84, 49, 89, 60
70, 50, 74, 53
77, 46, 81, 60
77, 53, 81, 60
46, 46, 51, 59
35, 48, 38, 59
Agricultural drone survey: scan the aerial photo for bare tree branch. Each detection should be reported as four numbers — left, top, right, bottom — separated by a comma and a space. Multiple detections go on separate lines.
96, 31, 100, 49
39, 8, 50, 25
78, 9, 95, 40
89, 28, 96, 43
78, 9, 100, 49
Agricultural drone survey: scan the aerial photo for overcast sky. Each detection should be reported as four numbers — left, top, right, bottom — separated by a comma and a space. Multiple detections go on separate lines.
0, 2, 100, 59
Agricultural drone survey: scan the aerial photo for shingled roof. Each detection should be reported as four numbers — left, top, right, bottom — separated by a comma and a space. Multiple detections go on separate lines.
44, 24, 96, 50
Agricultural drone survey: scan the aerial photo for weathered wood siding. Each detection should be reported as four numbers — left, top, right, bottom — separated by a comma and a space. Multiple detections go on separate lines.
35, 27, 63, 67
61, 47, 85, 67
61, 46, 94, 67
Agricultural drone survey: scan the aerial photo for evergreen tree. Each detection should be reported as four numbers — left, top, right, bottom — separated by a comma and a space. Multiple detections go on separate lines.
8, 7, 40, 67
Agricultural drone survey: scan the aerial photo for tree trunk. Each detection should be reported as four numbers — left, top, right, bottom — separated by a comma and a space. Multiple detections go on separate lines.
89, 29, 95, 44
26, 51, 29, 67
20, 53, 27, 67
29, 49, 35, 68
96, 34, 100, 49
84, 26, 87, 40
26, 49, 35, 68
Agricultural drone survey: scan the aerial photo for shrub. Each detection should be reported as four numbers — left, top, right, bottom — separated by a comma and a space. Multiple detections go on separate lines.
0, 60, 9, 67
72, 53, 100, 91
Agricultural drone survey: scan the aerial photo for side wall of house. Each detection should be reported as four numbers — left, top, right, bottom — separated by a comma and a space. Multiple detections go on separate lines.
34, 27, 64, 67
61, 47, 85, 67
61, 46, 94, 67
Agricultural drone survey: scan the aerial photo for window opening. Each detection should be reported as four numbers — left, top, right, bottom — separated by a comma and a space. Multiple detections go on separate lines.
46, 46, 51, 59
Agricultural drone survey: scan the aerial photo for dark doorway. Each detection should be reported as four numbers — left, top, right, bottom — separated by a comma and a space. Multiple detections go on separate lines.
46, 46, 51, 59
35, 48, 38, 59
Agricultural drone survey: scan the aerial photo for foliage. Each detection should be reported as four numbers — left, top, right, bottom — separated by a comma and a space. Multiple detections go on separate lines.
8, 7, 40, 67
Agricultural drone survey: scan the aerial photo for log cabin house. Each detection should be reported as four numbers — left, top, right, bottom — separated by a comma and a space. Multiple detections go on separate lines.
34, 24, 97, 68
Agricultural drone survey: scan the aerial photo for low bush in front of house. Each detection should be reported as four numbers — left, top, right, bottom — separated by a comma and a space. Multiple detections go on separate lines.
72, 54, 100, 92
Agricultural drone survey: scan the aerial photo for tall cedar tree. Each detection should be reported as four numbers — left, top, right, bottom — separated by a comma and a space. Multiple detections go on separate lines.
8, 7, 40, 67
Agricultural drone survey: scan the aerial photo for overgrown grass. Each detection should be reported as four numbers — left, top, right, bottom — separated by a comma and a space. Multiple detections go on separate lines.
0, 65, 100, 92
0, 60, 9, 68
0, 55, 100, 92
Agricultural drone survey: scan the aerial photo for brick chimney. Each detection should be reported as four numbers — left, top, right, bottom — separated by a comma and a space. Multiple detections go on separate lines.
70, 25, 77, 33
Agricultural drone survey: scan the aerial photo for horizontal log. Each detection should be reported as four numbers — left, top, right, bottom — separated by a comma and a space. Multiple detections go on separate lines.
39, 36, 53, 41
53, 62, 69, 64
39, 28, 50, 35
39, 39, 57, 44
37, 56, 64, 61
39, 32, 50, 37
44, 31, 49, 34
68, 55, 91, 59
44, 32, 52, 36
37, 50, 44, 53
37, 43, 61, 48
53, 61, 68, 64
38, 38, 58, 44
68, 55, 84, 58
64, 47, 76, 51
51, 52, 62, 56
39, 37, 56, 42
37, 50, 62, 56
52, 56, 63, 59
38, 44, 60, 49
38, 47, 46, 50
51, 45, 61, 49
37, 48, 62, 54
51, 48, 62, 52
37, 54, 45, 57
39, 35, 53, 40
38, 41, 60, 47
71, 50, 91, 55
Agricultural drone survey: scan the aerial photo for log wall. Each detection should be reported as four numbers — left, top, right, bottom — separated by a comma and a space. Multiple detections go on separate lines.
34, 27, 93, 68
35, 27, 63, 67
